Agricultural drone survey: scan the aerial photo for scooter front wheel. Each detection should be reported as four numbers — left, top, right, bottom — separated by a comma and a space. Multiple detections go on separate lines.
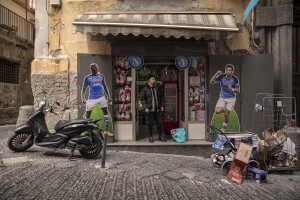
79, 134, 102, 159
8, 133, 33, 152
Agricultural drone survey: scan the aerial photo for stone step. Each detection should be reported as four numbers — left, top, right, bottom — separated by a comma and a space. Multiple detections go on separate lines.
108, 136, 217, 158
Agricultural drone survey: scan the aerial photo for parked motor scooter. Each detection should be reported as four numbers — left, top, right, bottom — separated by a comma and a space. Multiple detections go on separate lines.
7, 90, 103, 159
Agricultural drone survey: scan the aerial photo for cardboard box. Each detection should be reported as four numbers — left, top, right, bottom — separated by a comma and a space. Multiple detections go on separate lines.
266, 137, 279, 150
246, 167, 268, 183
256, 137, 269, 161
274, 129, 287, 145
227, 161, 245, 184
234, 142, 253, 165
262, 128, 275, 140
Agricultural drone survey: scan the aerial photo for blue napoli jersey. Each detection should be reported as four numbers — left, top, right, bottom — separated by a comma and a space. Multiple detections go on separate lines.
215, 74, 239, 99
83, 74, 106, 100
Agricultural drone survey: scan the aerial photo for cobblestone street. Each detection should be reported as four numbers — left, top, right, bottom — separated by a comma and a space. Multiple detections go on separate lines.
1, 126, 300, 200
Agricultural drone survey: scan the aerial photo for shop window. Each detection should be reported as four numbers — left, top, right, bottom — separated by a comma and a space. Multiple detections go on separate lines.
188, 56, 206, 121
0, 59, 19, 84
113, 56, 132, 121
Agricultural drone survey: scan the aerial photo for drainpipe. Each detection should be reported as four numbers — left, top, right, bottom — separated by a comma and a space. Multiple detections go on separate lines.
26, 0, 27, 20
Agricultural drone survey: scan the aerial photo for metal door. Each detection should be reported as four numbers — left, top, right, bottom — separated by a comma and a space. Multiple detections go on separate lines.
240, 54, 274, 132
208, 54, 274, 141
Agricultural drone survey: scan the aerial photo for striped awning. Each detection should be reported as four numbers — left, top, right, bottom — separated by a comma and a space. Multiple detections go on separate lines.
73, 12, 239, 40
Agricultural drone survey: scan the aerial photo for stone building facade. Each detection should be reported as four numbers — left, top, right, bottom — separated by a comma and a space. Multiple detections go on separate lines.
0, 0, 35, 124
31, 0, 295, 139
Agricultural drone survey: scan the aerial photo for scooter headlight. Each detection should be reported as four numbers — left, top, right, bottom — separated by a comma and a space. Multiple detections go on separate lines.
37, 101, 46, 110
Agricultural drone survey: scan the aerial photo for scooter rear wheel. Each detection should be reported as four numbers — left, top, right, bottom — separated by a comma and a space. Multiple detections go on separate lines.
79, 134, 102, 159
8, 133, 33, 152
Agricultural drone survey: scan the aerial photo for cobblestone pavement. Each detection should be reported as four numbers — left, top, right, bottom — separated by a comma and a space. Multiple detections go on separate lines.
1, 125, 300, 200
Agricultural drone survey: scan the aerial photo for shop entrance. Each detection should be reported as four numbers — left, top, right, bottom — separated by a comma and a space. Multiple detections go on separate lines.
136, 56, 183, 141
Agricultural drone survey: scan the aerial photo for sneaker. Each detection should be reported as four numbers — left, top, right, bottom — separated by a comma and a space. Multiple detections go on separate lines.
221, 128, 225, 133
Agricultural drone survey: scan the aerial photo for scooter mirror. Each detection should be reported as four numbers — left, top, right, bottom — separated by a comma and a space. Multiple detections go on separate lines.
55, 101, 60, 106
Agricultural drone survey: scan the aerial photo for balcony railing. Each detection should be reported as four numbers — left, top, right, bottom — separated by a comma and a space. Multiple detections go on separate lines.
0, 4, 35, 44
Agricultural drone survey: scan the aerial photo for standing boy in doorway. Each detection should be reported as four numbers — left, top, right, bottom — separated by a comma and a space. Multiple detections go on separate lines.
81, 63, 112, 124
210, 64, 240, 132
140, 75, 166, 143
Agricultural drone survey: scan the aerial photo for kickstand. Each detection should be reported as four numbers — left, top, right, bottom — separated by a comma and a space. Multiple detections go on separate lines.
69, 150, 76, 161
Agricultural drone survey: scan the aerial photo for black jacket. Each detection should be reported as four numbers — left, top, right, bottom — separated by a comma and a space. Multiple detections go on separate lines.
140, 82, 165, 110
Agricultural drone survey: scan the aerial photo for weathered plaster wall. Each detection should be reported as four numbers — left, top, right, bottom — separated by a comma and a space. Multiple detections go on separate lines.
0, 30, 34, 125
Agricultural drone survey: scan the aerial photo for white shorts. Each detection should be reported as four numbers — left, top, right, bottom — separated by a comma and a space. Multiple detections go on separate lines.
216, 97, 236, 112
86, 97, 108, 111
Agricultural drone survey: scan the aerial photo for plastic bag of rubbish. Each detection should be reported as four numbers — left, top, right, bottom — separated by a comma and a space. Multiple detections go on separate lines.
213, 134, 227, 150
282, 138, 296, 156
170, 128, 187, 143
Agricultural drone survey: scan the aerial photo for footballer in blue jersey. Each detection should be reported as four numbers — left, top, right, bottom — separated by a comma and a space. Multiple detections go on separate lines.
81, 63, 112, 121
210, 64, 240, 132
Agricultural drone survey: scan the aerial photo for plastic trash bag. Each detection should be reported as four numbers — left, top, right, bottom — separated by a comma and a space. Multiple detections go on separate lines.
170, 128, 187, 143
213, 134, 228, 150
282, 137, 296, 156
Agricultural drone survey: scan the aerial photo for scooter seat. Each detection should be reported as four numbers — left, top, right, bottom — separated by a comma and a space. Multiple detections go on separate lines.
55, 119, 92, 131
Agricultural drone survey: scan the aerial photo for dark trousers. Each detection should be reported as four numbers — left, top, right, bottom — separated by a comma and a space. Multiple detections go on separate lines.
146, 108, 163, 137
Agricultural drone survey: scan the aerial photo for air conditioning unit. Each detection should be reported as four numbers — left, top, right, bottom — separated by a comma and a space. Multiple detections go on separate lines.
50, 0, 61, 7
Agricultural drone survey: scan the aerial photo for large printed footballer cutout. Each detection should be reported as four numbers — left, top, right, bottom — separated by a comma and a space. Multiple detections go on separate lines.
81, 63, 114, 135
210, 63, 240, 133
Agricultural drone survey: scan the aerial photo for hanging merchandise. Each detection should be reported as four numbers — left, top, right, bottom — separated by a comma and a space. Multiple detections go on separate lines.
120, 70, 126, 86
124, 85, 131, 95
191, 57, 197, 70
114, 104, 119, 114
113, 56, 133, 122
116, 113, 121, 121
124, 104, 131, 112
194, 88, 199, 103
126, 70, 131, 77
125, 112, 131, 121
189, 88, 194, 104
119, 57, 126, 70
118, 104, 123, 114
114, 89, 119, 104
120, 112, 125, 121
115, 70, 120, 86
115, 57, 120, 70
126, 93, 131, 103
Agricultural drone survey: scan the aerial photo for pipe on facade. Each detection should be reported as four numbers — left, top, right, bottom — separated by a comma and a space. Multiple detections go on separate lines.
251, 9, 263, 50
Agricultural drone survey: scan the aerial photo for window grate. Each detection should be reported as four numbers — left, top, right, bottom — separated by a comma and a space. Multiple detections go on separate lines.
0, 59, 20, 84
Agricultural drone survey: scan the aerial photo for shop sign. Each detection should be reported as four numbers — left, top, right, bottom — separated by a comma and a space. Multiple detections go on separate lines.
175, 56, 190, 70
128, 56, 144, 69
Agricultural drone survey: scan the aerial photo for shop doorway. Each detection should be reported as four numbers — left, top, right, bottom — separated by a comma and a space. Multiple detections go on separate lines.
136, 56, 183, 141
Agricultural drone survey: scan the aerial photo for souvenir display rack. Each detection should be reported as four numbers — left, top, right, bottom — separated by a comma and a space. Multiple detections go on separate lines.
113, 56, 132, 121
188, 56, 206, 122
